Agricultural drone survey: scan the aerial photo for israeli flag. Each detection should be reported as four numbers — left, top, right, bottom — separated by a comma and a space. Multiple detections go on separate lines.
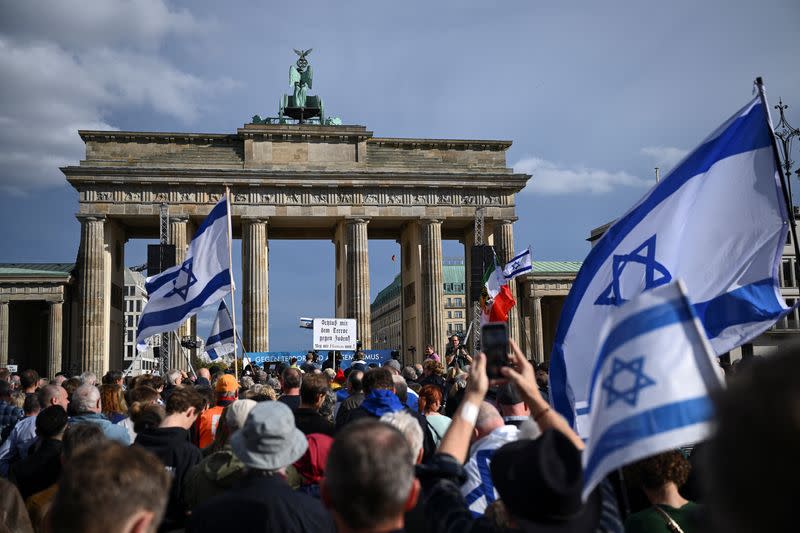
503, 247, 532, 280
551, 95, 792, 435
136, 198, 232, 350
205, 301, 236, 361
582, 281, 724, 500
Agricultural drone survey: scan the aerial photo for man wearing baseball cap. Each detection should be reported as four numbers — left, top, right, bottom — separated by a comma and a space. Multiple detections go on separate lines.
188, 401, 335, 532
198, 374, 238, 449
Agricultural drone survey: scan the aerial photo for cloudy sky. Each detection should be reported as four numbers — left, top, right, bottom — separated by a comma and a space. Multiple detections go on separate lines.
1, 0, 798, 349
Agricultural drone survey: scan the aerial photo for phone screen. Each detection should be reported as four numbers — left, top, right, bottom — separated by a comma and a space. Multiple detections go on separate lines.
482, 322, 509, 379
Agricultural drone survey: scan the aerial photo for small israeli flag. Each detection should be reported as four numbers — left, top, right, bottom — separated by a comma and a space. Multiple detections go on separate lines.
503, 247, 532, 280
551, 94, 793, 435
582, 281, 724, 500
205, 301, 236, 361
136, 198, 232, 350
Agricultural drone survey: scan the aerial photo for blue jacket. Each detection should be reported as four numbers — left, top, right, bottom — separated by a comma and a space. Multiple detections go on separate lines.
0, 400, 23, 442
70, 412, 131, 445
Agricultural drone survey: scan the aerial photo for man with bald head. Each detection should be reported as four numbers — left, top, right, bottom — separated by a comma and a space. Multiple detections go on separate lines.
69, 384, 130, 444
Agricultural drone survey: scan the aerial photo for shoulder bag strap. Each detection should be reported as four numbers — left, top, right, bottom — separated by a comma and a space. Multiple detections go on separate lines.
651, 505, 685, 533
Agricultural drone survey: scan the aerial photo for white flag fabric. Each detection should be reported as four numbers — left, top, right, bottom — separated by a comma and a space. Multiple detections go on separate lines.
485, 266, 505, 299
503, 247, 532, 280
582, 281, 724, 500
205, 301, 235, 361
136, 198, 232, 350
550, 96, 792, 436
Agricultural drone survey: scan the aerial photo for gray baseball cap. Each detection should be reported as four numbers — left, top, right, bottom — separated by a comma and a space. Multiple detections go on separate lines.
230, 401, 308, 471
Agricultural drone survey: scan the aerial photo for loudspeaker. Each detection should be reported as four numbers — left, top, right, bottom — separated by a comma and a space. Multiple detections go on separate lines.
147, 244, 176, 276
470, 244, 495, 300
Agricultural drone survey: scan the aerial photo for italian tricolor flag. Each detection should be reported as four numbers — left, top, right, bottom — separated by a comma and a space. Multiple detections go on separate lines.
480, 258, 516, 324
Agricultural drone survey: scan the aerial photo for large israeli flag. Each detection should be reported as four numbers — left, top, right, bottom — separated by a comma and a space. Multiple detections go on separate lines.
205, 301, 235, 360
582, 281, 724, 500
136, 198, 232, 350
551, 95, 792, 435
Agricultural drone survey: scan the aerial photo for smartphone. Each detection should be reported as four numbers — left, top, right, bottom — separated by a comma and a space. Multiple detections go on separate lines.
482, 322, 509, 379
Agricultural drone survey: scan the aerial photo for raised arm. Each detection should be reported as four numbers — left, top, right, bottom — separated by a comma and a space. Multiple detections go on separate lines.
500, 340, 585, 451
437, 352, 488, 462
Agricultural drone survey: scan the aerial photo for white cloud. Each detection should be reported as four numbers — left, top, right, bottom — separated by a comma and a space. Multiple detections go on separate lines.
0, 1, 235, 194
514, 156, 652, 195
640, 146, 689, 174
0, 0, 204, 51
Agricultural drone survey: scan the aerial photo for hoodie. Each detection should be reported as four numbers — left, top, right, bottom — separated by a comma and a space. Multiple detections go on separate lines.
359, 389, 404, 417
183, 445, 245, 510
135, 426, 202, 530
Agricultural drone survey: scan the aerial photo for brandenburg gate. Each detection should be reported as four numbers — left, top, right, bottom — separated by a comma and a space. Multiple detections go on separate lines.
60, 51, 529, 374
62, 123, 528, 373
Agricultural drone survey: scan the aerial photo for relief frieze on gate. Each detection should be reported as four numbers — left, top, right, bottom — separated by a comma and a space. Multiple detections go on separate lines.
79, 185, 511, 207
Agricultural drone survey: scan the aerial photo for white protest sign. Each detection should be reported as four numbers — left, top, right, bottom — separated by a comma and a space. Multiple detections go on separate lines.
5, 365, 18, 373
313, 318, 357, 351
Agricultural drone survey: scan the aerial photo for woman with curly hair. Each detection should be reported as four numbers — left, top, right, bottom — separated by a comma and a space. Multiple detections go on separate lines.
624, 450, 700, 533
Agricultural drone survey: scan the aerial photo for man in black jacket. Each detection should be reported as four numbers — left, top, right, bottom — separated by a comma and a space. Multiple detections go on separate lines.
188, 401, 335, 533
294, 374, 335, 436
336, 367, 436, 462
135, 386, 205, 531
10, 405, 67, 500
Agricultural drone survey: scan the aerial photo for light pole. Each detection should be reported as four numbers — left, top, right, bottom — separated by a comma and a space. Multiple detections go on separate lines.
774, 98, 800, 202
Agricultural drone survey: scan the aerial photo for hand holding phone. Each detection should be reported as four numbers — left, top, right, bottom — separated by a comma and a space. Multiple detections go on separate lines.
481, 322, 509, 379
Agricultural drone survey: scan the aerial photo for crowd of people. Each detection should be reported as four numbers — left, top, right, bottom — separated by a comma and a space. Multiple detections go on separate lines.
0, 335, 796, 532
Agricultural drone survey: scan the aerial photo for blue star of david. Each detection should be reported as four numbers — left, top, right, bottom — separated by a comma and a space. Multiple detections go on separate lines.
595, 234, 671, 306
165, 258, 197, 301
601, 356, 656, 408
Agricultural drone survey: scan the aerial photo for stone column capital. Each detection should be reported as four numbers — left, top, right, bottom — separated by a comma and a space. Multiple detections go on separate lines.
345, 216, 370, 225
496, 217, 519, 226
76, 214, 107, 223
48, 298, 65, 305
241, 216, 269, 225
169, 215, 190, 223
419, 217, 444, 226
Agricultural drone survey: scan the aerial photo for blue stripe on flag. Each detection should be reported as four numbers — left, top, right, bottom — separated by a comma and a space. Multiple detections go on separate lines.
207, 328, 234, 347
587, 299, 693, 409
191, 198, 228, 241
504, 266, 532, 278
207, 349, 219, 361
146, 268, 180, 294
509, 249, 530, 263
694, 277, 789, 339
583, 396, 712, 485
137, 269, 231, 333
551, 100, 773, 427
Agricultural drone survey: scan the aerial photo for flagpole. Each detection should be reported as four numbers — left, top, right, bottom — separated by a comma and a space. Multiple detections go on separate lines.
755, 77, 800, 278
225, 187, 240, 381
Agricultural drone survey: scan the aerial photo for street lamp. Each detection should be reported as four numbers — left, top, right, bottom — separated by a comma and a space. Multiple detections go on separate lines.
774, 98, 800, 201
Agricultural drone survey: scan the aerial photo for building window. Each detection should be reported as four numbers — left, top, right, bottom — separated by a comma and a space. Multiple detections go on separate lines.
447, 311, 452, 318
136, 300, 142, 312
781, 258, 795, 288
454, 311, 463, 318
455, 323, 464, 332
127, 330, 133, 342
127, 315, 133, 327
447, 298, 452, 306
454, 297, 462, 306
